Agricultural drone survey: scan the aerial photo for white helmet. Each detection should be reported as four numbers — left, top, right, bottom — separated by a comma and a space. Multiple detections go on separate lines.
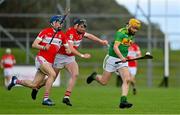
5, 48, 11, 54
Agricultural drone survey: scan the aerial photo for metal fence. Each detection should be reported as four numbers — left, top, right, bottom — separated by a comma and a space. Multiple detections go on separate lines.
0, 0, 179, 88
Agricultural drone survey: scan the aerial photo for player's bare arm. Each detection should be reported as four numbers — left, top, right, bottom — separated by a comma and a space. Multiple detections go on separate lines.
32, 38, 49, 50
68, 41, 91, 58
113, 41, 126, 62
84, 32, 108, 46
137, 46, 142, 57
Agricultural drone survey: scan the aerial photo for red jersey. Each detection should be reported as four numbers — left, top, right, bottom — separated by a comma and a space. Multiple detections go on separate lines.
1, 54, 16, 68
36, 28, 67, 63
127, 43, 141, 67
58, 27, 85, 56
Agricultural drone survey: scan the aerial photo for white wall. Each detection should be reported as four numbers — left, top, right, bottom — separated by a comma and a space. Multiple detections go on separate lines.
13, 65, 60, 87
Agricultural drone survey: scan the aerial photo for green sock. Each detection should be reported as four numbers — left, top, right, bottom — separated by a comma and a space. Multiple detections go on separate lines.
120, 96, 127, 103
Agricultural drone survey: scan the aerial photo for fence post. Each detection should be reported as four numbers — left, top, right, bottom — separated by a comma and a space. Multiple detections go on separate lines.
26, 32, 30, 64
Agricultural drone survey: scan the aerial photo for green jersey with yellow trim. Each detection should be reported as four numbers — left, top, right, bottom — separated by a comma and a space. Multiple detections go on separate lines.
108, 27, 134, 58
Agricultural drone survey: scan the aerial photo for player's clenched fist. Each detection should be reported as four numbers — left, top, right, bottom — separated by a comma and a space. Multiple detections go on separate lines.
81, 53, 91, 59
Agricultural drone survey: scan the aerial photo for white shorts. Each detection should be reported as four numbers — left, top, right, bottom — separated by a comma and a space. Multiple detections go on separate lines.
128, 67, 137, 76
35, 56, 51, 70
4, 68, 13, 77
103, 55, 128, 72
53, 54, 75, 69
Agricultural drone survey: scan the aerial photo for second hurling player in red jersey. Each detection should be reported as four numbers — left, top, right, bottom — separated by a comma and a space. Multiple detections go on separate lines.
58, 26, 85, 56
53, 18, 108, 106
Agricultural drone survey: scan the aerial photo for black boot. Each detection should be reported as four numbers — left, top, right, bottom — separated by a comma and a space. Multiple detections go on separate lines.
86, 72, 97, 84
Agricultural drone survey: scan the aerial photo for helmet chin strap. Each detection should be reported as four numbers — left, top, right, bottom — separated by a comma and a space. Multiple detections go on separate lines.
51, 21, 62, 32
126, 25, 136, 35
52, 27, 61, 32
77, 30, 83, 34
128, 28, 135, 36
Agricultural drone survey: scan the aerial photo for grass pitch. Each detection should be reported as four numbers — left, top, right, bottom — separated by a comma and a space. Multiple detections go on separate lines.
0, 86, 179, 114
0, 48, 180, 114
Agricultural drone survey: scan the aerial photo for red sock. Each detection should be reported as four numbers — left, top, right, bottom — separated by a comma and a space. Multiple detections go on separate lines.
64, 90, 71, 97
16, 80, 22, 84
44, 92, 49, 100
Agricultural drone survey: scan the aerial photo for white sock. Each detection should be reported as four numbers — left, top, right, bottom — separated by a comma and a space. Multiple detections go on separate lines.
13, 80, 17, 84
44, 98, 48, 101
64, 96, 69, 99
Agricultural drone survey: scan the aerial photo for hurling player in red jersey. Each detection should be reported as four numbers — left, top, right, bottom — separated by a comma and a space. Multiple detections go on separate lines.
127, 42, 141, 95
53, 18, 108, 106
0, 48, 16, 87
7, 15, 68, 106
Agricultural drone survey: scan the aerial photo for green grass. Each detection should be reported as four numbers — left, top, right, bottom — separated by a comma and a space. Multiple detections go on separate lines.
0, 86, 179, 114
0, 48, 180, 114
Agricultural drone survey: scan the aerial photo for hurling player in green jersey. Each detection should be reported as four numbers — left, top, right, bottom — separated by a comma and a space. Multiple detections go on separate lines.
87, 18, 141, 109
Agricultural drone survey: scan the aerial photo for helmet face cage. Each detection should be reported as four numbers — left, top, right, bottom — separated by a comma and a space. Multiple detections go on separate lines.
79, 19, 87, 27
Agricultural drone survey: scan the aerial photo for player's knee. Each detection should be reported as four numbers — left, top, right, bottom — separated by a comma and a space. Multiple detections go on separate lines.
122, 77, 130, 84
127, 78, 131, 84
32, 83, 39, 89
71, 73, 79, 78
49, 71, 56, 78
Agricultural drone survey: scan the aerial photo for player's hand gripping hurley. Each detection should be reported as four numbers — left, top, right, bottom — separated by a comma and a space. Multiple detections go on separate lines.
115, 53, 153, 64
